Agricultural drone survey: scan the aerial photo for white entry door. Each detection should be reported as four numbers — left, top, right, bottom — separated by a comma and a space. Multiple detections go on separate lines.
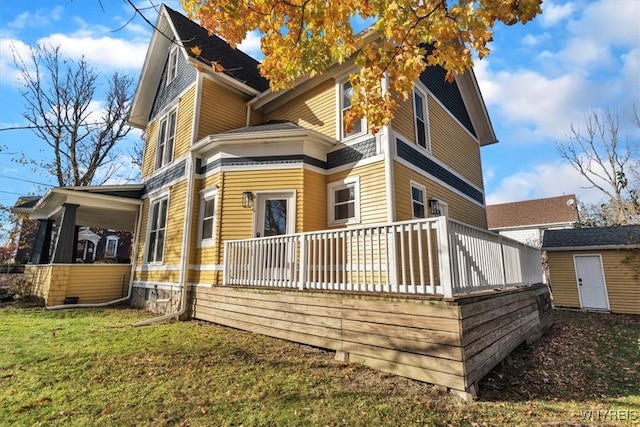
255, 192, 295, 238
574, 255, 609, 310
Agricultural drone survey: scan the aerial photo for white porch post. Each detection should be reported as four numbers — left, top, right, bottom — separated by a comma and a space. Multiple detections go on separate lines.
223, 241, 230, 285
298, 234, 307, 290
436, 216, 454, 298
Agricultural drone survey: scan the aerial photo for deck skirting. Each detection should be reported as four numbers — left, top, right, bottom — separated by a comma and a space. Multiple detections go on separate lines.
191, 283, 551, 398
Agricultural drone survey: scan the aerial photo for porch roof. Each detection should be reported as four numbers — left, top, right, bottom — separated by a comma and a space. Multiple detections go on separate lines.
13, 186, 143, 231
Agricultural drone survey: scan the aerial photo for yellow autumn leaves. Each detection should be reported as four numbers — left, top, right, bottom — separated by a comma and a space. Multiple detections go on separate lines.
182, 0, 542, 133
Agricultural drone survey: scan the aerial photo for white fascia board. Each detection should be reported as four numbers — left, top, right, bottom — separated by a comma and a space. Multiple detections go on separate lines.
454, 67, 497, 146
190, 57, 261, 97
128, 6, 173, 129
544, 245, 640, 251
490, 221, 577, 231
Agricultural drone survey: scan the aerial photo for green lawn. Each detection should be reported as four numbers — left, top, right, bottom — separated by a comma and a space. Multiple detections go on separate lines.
1, 306, 638, 426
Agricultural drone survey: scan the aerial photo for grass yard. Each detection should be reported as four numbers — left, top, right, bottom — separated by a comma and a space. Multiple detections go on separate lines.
0, 303, 638, 426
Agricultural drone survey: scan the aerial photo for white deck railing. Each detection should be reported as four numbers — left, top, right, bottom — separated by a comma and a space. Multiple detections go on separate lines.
223, 217, 542, 297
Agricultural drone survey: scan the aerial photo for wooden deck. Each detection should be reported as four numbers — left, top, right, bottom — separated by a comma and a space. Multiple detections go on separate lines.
191, 283, 551, 399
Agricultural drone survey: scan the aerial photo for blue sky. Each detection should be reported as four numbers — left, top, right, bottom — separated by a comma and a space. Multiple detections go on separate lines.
0, 0, 639, 224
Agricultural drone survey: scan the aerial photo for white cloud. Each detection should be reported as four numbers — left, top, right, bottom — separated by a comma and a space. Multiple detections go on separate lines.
0, 38, 31, 86
37, 33, 148, 71
486, 160, 607, 205
6, 6, 64, 30
540, 1, 576, 28
567, 0, 640, 47
238, 31, 263, 61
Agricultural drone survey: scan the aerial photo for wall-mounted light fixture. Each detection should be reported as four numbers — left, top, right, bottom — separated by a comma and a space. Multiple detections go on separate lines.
428, 198, 441, 216
242, 191, 254, 209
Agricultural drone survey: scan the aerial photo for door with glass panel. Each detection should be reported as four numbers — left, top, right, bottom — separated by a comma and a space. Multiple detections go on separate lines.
255, 192, 296, 284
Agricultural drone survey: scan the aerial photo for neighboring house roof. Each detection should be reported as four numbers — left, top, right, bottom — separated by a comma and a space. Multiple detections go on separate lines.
487, 195, 579, 230
542, 225, 640, 250
163, 6, 268, 92
14, 196, 41, 210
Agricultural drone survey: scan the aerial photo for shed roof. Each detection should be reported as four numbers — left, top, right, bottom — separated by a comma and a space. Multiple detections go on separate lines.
487, 195, 579, 229
542, 225, 640, 250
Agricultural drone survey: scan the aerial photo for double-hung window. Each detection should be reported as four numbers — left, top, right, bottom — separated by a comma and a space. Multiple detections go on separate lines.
340, 81, 364, 140
156, 109, 176, 169
147, 197, 168, 263
413, 88, 430, 150
199, 188, 218, 246
105, 235, 119, 257
411, 182, 426, 218
328, 177, 360, 225
167, 46, 178, 84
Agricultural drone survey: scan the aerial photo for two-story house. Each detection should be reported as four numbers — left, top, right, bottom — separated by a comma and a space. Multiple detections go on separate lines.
127, 4, 497, 311
15, 4, 551, 399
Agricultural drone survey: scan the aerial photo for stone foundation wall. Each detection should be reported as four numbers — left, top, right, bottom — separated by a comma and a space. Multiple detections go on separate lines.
131, 287, 182, 314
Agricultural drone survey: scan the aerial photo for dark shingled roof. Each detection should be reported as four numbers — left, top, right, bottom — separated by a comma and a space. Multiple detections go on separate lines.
487, 195, 579, 229
164, 5, 269, 92
221, 120, 304, 134
542, 225, 640, 249
14, 195, 41, 209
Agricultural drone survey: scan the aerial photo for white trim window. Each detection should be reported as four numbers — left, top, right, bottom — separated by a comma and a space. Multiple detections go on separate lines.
156, 109, 177, 169
413, 88, 430, 151
410, 182, 426, 219
146, 196, 169, 263
199, 188, 218, 247
167, 45, 179, 84
105, 235, 119, 257
328, 177, 360, 225
339, 80, 365, 140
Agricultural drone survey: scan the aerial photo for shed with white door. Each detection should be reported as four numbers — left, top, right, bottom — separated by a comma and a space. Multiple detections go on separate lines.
542, 225, 640, 315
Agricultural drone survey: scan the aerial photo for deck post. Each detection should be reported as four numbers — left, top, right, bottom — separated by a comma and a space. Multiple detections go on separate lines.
499, 236, 507, 289
436, 217, 454, 298
223, 242, 230, 285
298, 235, 307, 290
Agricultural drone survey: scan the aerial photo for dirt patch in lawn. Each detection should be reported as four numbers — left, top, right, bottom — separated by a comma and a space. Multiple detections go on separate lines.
480, 309, 640, 403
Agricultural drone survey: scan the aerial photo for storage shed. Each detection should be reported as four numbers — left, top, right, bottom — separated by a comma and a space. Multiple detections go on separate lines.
542, 225, 640, 315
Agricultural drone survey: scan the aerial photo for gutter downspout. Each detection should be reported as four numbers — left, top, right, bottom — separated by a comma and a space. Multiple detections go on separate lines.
133, 151, 196, 326
46, 203, 144, 310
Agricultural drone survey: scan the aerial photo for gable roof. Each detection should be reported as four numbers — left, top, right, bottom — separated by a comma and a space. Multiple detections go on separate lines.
163, 6, 268, 92
487, 195, 579, 230
542, 225, 640, 250
129, 4, 268, 129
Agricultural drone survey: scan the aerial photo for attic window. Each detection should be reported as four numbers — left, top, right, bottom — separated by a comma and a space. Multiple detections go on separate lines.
167, 46, 179, 84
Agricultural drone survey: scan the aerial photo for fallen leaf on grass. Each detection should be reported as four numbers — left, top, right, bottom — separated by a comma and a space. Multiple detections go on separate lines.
15, 397, 52, 414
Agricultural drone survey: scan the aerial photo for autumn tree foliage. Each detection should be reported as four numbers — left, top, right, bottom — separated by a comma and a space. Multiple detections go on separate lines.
12, 44, 134, 187
182, 0, 541, 132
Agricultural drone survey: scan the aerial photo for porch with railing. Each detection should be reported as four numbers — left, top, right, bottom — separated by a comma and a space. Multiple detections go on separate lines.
223, 217, 542, 298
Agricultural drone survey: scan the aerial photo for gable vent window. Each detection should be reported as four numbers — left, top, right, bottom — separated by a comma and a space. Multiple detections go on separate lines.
156, 109, 177, 169
167, 46, 179, 84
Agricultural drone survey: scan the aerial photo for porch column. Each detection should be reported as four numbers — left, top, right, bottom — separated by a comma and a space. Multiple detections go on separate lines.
53, 203, 79, 264
28, 219, 54, 264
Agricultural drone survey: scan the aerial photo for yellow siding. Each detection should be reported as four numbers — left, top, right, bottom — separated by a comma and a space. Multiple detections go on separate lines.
264, 78, 336, 138
546, 251, 580, 309
391, 92, 415, 144
219, 169, 305, 243
141, 85, 196, 179
197, 78, 249, 139
141, 120, 158, 179
301, 169, 327, 231
135, 270, 180, 284
394, 162, 487, 229
328, 161, 388, 225
428, 97, 483, 188
392, 95, 484, 189
164, 180, 188, 266
601, 250, 640, 315
65, 265, 131, 304
547, 250, 640, 315
174, 86, 196, 159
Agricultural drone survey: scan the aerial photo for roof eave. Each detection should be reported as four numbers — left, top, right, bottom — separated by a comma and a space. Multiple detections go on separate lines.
544, 244, 640, 251
454, 67, 497, 146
